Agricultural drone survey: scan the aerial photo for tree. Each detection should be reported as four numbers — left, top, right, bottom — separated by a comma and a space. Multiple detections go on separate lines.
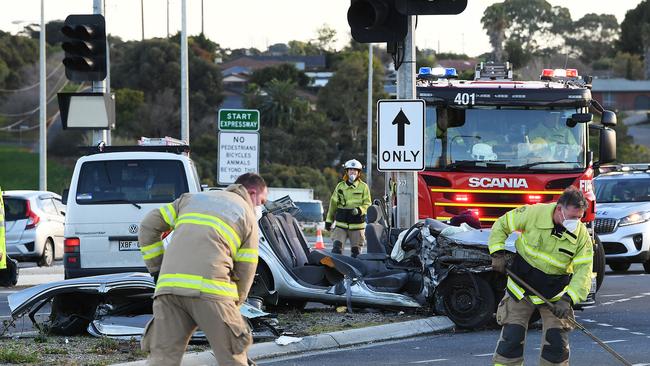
619, 0, 650, 56
249, 64, 310, 88
287, 40, 321, 56
0, 31, 39, 89
481, 3, 509, 62
612, 52, 645, 80
315, 25, 337, 52
24, 20, 66, 46
114, 88, 145, 137
565, 14, 619, 63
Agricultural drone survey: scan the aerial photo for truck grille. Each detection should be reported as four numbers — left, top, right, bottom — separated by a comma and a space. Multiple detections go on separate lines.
594, 218, 617, 234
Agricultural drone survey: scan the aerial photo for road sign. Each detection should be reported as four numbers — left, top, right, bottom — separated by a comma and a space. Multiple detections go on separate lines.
218, 109, 260, 131
218, 131, 259, 185
377, 99, 425, 171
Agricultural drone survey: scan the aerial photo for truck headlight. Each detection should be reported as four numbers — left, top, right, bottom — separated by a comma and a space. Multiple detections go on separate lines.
618, 211, 650, 227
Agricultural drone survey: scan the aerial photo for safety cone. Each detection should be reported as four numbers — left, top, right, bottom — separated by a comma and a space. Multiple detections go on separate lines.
314, 228, 325, 250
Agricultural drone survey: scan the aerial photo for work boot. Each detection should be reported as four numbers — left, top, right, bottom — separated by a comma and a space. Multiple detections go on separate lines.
332, 240, 343, 255
351, 246, 361, 258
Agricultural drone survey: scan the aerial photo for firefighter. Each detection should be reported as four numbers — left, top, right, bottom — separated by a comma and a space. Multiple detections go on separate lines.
489, 187, 593, 366
0, 188, 5, 271
325, 159, 371, 258
138, 173, 267, 366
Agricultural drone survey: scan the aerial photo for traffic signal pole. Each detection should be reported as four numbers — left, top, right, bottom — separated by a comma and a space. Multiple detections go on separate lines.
39, 0, 46, 190
92, 0, 107, 146
394, 16, 418, 228
180, 0, 190, 144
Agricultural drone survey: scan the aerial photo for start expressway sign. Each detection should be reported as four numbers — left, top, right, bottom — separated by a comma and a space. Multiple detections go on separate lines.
218, 109, 260, 131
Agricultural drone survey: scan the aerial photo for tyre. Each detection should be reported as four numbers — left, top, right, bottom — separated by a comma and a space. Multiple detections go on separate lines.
439, 273, 495, 329
643, 259, 650, 274
593, 235, 605, 291
609, 262, 631, 273
38, 239, 54, 267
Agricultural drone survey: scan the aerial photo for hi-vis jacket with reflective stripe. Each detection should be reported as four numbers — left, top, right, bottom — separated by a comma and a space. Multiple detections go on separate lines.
488, 203, 593, 304
138, 184, 258, 304
0, 189, 6, 270
325, 179, 371, 230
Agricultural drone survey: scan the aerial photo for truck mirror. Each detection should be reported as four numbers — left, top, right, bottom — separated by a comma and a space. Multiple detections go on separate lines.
601, 110, 617, 127
599, 127, 616, 164
62, 188, 69, 205
567, 113, 592, 127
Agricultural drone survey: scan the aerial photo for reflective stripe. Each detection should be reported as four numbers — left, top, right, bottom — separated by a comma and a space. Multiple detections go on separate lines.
234, 248, 258, 263
156, 273, 238, 298
176, 213, 241, 256
335, 222, 366, 230
489, 242, 505, 253
519, 233, 567, 269
141, 241, 165, 260
567, 288, 580, 304
529, 287, 566, 305
159, 204, 177, 227
507, 277, 525, 300
509, 277, 567, 304
506, 211, 515, 232
572, 255, 592, 265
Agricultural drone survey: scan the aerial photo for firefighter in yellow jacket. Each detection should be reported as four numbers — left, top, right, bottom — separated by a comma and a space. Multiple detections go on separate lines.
488, 187, 593, 366
138, 173, 267, 366
325, 159, 371, 258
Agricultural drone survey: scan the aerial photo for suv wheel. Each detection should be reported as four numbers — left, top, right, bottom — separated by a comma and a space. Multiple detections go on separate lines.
609, 262, 630, 272
644, 260, 650, 274
38, 239, 54, 267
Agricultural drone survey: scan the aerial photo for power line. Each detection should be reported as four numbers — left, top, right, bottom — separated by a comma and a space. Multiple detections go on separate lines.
0, 71, 67, 117
0, 63, 64, 93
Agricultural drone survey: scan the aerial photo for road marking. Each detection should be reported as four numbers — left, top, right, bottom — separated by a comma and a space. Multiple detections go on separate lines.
474, 353, 493, 357
600, 293, 625, 297
582, 319, 596, 323
608, 275, 623, 278
631, 295, 644, 299
409, 359, 448, 364
631, 332, 646, 336
600, 340, 626, 344
598, 323, 613, 327
615, 327, 629, 331
582, 305, 595, 309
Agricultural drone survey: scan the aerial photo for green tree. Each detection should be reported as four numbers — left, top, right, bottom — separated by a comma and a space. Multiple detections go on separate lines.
565, 14, 619, 63
287, 40, 321, 56
114, 88, 145, 137
481, 2, 509, 61
315, 25, 337, 52
612, 52, 645, 80
619, 0, 650, 56
249, 64, 310, 88
0, 31, 39, 89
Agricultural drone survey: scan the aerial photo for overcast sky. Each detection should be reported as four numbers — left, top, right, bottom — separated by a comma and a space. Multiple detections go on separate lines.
0, 0, 644, 56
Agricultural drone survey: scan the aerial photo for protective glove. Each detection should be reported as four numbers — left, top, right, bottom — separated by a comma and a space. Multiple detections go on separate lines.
351, 207, 360, 216
491, 251, 507, 273
551, 295, 572, 319
325, 222, 332, 231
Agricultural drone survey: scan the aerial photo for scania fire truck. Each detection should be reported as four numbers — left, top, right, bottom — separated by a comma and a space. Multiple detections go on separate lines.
416, 62, 617, 289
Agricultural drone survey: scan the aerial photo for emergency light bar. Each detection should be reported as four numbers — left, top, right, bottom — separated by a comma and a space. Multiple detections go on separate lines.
418, 66, 458, 79
540, 68, 579, 81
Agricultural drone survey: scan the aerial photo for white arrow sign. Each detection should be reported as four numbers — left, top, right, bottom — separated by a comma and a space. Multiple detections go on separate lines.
377, 99, 425, 171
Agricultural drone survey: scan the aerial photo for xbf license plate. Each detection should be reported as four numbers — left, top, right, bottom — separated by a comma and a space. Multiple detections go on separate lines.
118, 241, 139, 251
590, 276, 597, 293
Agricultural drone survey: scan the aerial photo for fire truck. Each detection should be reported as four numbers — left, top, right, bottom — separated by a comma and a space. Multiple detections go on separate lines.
416, 62, 617, 289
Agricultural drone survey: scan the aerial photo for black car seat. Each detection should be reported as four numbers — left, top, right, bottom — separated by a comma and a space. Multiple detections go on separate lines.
365, 205, 389, 255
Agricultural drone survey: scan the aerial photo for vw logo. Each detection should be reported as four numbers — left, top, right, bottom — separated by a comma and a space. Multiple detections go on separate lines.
128, 224, 139, 234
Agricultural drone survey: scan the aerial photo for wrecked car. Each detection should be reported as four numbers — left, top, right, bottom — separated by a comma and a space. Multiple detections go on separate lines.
249, 200, 599, 328
6, 272, 279, 341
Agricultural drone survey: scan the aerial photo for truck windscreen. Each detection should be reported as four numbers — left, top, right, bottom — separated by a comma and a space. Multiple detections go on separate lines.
425, 106, 586, 171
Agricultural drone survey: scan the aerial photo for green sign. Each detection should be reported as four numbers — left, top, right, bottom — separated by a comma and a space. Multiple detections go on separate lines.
218, 109, 260, 131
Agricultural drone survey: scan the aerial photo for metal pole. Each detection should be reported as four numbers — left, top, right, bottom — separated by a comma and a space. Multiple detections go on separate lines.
39, 0, 47, 191
166, 0, 169, 37
140, 0, 144, 40
201, 0, 204, 35
395, 17, 418, 228
366, 43, 373, 190
92, 0, 107, 146
180, 0, 189, 143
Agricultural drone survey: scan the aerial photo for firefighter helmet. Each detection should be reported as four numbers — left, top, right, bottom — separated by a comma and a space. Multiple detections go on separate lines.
343, 159, 363, 170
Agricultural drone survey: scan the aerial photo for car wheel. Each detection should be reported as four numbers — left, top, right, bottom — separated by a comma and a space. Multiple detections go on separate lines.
643, 259, 650, 274
593, 235, 605, 291
439, 273, 495, 329
609, 262, 631, 273
38, 239, 54, 267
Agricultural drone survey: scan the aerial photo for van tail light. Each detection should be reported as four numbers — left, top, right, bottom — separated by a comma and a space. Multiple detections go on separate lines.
526, 194, 543, 204
64, 237, 80, 253
25, 200, 40, 229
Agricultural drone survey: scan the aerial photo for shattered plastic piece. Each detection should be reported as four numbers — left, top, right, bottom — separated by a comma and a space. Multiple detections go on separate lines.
65, 338, 69, 344
398, 311, 405, 315
336, 306, 347, 313
275, 335, 303, 346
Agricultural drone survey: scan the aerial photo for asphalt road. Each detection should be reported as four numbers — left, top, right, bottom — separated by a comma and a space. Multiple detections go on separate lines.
260, 264, 650, 366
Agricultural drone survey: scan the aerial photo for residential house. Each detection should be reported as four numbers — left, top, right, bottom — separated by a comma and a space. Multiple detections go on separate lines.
592, 78, 650, 110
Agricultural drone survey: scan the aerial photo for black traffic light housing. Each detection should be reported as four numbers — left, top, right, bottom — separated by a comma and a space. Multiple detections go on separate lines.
395, 0, 468, 15
348, 0, 408, 43
61, 14, 107, 82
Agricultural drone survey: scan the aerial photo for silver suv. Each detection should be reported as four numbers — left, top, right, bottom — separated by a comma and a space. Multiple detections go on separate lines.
594, 165, 650, 273
3, 191, 65, 266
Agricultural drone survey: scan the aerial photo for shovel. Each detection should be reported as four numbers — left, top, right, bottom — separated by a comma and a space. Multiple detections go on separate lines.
505, 269, 632, 366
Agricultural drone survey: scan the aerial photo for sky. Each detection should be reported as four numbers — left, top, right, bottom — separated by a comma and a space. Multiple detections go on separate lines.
0, 0, 644, 57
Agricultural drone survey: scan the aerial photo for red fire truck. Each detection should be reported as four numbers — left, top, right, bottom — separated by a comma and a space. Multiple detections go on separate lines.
416, 62, 616, 288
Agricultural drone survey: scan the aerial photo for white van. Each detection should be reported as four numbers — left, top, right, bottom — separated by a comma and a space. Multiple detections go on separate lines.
63, 146, 201, 279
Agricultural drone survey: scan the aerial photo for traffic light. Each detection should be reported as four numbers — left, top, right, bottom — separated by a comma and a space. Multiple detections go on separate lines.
61, 14, 107, 82
395, 0, 468, 15
347, 0, 408, 43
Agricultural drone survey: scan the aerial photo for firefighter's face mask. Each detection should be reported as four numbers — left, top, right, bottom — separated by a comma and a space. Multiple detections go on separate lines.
347, 169, 358, 183
560, 206, 580, 232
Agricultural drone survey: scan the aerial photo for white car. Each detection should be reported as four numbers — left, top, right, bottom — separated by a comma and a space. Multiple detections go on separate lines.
594, 167, 650, 273
3, 191, 65, 266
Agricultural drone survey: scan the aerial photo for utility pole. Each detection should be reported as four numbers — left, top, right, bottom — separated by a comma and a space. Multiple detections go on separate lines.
366, 43, 373, 190
140, 0, 144, 40
92, 0, 107, 146
201, 0, 204, 35
166, 0, 169, 37
39, 0, 46, 190
180, 0, 189, 143
394, 17, 418, 227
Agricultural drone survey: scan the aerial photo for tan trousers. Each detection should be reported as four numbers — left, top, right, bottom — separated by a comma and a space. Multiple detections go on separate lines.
493, 294, 574, 366
331, 227, 366, 250
142, 294, 252, 366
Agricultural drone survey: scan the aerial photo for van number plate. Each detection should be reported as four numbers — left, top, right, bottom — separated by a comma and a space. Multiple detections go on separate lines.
119, 241, 139, 251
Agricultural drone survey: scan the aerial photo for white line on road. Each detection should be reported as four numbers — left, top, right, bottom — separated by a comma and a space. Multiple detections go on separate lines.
474, 353, 493, 357
631, 332, 646, 336
631, 295, 645, 299
582, 305, 595, 309
600, 294, 625, 297
410, 359, 448, 364
582, 319, 596, 323
598, 323, 613, 327
599, 340, 627, 344
615, 327, 629, 331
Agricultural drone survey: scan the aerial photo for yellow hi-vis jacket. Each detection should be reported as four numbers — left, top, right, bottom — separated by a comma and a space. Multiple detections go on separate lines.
488, 203, 593, 305
0, 189, 6, 270
326, 179, 371, 230
138, 184, 259, 305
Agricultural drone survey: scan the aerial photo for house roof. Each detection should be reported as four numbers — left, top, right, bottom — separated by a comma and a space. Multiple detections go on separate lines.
219, 57, 287, 73
220, 55, 327, 72
592, 78, 650, 92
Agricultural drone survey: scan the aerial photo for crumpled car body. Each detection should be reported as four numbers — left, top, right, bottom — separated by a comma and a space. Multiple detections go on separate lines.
7, 272, 278, 340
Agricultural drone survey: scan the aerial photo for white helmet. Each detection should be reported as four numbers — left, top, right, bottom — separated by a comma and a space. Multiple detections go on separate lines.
343, 159, 363, 170
471, 143, 498, 161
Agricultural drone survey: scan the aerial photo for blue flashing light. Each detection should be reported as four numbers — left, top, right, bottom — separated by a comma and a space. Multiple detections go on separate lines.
445, 68, 458, 77
418, 67, 432, 75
